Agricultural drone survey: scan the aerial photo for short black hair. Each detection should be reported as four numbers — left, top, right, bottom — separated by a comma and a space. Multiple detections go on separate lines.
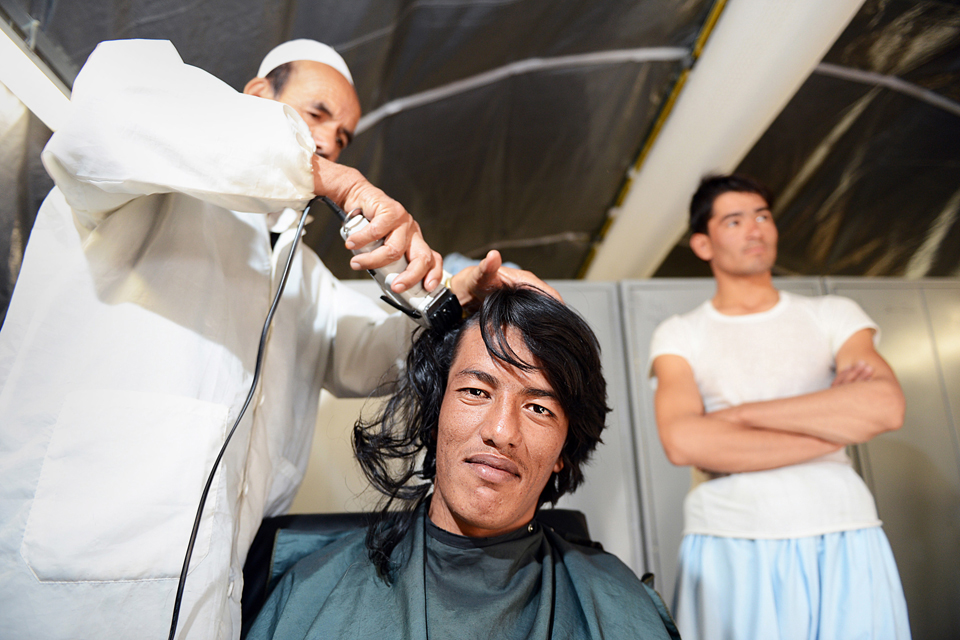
265, 61, 293, 97
354, 285, 609, 579
689, 173, 774, 235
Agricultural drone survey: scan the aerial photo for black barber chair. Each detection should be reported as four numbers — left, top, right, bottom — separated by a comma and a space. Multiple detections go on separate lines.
240, 509, 595, 637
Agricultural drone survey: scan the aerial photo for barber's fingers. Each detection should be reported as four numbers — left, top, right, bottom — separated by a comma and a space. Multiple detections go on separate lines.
312, 159, 435, 289
493, 263, 562, 302
477, 249, 502, 273
389, 236, 442, 293
340, 185, 442, 291
497, 258, 563, 302
449, 250, 562, 311
348, 224, 441, 294
447, 250, 503, 309
342, 185, 411, 255
470, 250, 505, 291
346, 218, 410, 271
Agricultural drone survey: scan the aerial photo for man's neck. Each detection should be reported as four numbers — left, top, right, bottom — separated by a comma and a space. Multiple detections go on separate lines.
710, 270, 779, 316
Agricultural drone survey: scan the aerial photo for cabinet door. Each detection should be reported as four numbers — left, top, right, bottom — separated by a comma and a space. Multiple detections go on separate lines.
552, 282, 645, 574
827, 279, 960, 640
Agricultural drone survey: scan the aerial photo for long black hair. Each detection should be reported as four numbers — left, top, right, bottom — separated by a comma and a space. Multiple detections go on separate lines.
353, 285, 609, 580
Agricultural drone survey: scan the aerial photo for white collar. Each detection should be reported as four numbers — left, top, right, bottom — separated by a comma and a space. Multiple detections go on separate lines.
266, 207, 311, 234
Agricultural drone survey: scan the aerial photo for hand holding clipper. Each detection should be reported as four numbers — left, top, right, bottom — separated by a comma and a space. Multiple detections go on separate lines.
315, 197, 462, 332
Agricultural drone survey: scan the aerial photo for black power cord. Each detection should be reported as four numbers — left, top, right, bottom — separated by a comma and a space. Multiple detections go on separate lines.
168, 199, 316, 640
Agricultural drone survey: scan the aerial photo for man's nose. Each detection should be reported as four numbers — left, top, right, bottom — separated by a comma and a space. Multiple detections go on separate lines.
480, 400, 521, 449
312, 124, 339, 161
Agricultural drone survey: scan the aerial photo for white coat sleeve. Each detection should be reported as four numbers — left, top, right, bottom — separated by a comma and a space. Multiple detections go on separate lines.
41, 39, 317, 229
324, 278, 416, 398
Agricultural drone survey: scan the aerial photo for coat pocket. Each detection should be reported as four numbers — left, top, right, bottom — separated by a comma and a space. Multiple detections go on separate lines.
21, 389, 229, 582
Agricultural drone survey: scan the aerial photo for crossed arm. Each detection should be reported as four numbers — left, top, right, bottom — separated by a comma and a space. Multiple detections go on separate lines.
651, 328, 905, 474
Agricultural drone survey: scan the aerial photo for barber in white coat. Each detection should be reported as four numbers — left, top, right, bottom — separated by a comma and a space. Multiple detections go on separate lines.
0, 38, 542, 639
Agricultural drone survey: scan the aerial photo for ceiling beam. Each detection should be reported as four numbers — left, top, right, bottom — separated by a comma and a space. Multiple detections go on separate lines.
0, 13, 70, 131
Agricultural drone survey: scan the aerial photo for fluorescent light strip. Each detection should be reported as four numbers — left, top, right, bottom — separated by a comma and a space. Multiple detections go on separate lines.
0, 17, 69, 131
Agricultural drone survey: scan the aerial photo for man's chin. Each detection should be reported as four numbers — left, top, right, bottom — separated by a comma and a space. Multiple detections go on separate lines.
456, 514, 530, 538
455, 490, 535, 537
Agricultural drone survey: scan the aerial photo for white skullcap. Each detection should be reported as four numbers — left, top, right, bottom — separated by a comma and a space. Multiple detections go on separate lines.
257, 39, 354, 86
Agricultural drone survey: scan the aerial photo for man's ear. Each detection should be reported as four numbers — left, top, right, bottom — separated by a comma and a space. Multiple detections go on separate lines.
243, 77, 274, 99
690, 232, 713, 262
552, 457, 564, 474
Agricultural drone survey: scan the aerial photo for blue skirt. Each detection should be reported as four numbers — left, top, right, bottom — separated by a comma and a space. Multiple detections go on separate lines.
673, 527, 911, 640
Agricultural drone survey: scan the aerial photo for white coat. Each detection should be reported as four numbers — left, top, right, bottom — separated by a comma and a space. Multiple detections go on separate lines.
0, 39, 412, 639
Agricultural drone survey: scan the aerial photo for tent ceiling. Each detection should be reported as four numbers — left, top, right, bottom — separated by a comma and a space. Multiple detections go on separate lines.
2, 0, 958, 288
294, 0, 715, 280
652, 0, 960, 278
584, 0, 869, 280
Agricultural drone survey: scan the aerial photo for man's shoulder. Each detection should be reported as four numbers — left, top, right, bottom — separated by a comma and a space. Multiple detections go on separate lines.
775, 292, 878, 354
781, 290, 857, 309
542, 529, 680, 638
649, 300, 711, 362
782, 291, 871, 323
653, 299, 711, 335
247, 526, 399, 638
260, 524, 372, 599
543, 527, 641, 585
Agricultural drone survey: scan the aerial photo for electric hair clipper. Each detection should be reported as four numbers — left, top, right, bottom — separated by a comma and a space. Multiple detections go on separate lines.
313, 196, 462, 333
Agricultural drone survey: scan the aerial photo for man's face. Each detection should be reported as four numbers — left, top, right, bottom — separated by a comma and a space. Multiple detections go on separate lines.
429, 325, 568, 538
271, 61, 361, 163
692, 191, 778, 277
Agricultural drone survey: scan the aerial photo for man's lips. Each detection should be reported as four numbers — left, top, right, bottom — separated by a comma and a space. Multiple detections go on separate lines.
465, 453, 520, 478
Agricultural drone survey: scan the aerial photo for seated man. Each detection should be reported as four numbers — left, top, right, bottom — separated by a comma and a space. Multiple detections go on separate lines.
248, 286, 680, 639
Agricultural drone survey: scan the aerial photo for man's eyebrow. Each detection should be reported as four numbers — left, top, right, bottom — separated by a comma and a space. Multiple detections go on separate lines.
311, 101, 354, 144
311, 102, 334, 117
454, 369, 498, 387
454, 369, 556, 398
524, 387, 559, 401
718, 212, 744, 223
454, 368, 558, 401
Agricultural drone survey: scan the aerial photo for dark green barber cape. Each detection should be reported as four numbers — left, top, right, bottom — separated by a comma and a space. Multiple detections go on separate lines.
248, 504, 680, 639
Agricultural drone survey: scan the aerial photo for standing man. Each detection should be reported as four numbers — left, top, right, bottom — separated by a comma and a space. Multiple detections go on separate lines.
0, 38, 540, 639
649, 174, 911, 639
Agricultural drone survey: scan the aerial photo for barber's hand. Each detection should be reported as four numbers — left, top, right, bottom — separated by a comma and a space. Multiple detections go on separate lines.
831, 361, 874, 387
448, 250, 562, 314
313, 156, 442, 293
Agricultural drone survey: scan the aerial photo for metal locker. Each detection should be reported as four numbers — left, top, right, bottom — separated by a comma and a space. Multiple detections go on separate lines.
551, 281, 646, 575
826, 279, 960, 640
